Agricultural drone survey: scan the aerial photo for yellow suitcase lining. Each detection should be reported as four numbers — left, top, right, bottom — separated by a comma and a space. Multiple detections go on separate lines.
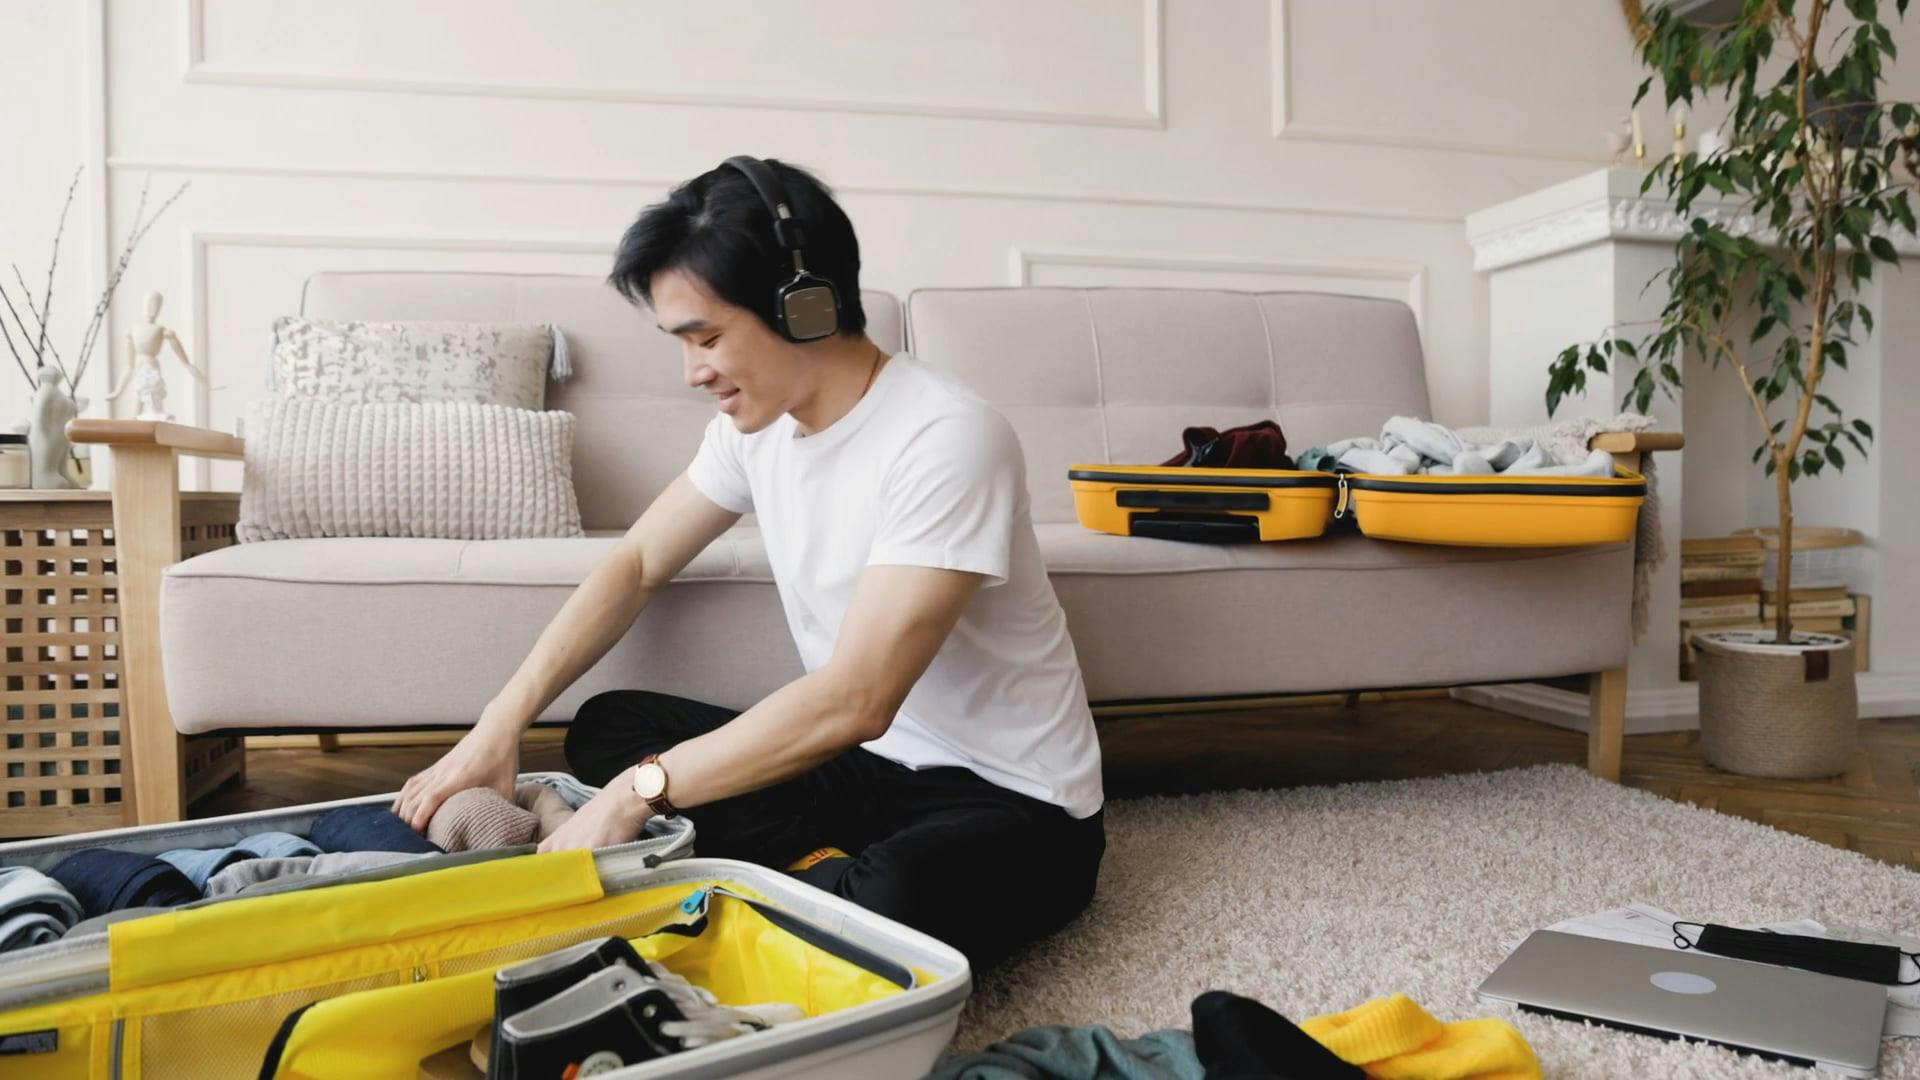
1067, 465, 1338, 543
1336, 467, 1647, 548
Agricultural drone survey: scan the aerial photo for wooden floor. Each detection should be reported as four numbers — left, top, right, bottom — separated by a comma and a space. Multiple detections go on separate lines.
195, 697, 1920, 872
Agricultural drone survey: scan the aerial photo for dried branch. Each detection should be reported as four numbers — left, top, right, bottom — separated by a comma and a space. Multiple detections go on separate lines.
11, 264, 66, 376
36, 167, 82, 364
71, 175, 189, 389
0, 294, 34, 386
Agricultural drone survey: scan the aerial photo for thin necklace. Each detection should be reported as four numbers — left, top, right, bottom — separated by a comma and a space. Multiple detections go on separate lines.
859, 343, 884, 400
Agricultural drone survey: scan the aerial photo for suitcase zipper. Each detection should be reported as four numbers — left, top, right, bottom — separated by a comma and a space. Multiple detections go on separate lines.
1333, 472, 1351, 520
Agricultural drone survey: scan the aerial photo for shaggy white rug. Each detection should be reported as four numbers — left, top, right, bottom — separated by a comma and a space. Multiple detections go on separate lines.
955, 765, 1920, 1078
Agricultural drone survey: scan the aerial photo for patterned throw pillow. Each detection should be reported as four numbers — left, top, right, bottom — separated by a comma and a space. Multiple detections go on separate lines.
268, 317, 571, 410
237, 398, 584, 542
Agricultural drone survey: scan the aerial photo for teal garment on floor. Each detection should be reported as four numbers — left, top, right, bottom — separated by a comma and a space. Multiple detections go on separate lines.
925, 1026, 1202, 1080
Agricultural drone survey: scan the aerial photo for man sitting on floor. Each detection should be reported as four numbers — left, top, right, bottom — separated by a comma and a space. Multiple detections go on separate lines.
394, 155, 1104, 971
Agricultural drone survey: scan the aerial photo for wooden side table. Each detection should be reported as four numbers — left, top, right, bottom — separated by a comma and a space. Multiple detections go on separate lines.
1, 489, 246, 838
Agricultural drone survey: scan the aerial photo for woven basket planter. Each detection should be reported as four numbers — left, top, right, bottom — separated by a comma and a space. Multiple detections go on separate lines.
1693, 630, 1856, 778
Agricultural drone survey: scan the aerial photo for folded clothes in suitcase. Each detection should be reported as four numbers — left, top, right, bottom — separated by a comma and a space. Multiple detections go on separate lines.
0, 778, 970, 1079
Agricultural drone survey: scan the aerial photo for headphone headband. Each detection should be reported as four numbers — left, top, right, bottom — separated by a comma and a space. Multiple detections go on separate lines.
722, 156, 807, 268
716, 155, 842, 343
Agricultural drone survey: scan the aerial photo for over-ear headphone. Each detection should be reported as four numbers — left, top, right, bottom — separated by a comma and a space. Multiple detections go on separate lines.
721, 155, 842, 343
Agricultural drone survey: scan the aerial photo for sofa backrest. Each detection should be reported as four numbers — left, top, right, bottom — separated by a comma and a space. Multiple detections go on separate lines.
300, 274, 1429, 529
301, 271, 903, 530
904, 288, 1431, 522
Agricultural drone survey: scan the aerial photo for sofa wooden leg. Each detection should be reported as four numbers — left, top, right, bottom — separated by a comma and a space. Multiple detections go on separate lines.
1587, 666, 1627, 782
110, 445, 189, 824
317, 734, 342, 754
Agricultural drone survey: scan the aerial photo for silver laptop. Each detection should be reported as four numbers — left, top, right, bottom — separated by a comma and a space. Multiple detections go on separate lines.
1479, 930, 1886, 1077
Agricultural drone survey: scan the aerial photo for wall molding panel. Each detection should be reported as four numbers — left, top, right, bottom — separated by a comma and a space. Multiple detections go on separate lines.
1267, 0, 1614, 163
181, 0, 1168, 130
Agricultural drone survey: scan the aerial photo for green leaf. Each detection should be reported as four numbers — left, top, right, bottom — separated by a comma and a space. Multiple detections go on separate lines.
1870, 236, 1901, 264
1615, 339, 1638, 358
1752, 443, 1768, 464
1826, 444, 1846, 470
1632, 77, 1652, 108
1853, 418, 1874, 438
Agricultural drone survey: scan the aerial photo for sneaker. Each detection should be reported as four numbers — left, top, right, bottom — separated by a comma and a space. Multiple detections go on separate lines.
492, 964, 687, 1077
495, 964, 807, 1077
485, 937, 650, 1079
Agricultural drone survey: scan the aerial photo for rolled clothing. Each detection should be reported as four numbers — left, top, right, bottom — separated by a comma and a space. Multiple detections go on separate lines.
157, 831, 323, 891
48, 850, 200, 918
203, 851, 434, 898
0, 867, 86, 953
1295, 416, 1616, 478
1162, 420, 1293, 470
427, 783, 577, 853
308, 804, 443, 855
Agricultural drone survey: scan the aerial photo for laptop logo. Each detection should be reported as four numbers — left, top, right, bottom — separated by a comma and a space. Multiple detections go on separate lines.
1650, 971, 1718, 995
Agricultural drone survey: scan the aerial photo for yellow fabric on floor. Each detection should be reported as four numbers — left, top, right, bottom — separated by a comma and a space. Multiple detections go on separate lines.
1301, 993, 1540, 1080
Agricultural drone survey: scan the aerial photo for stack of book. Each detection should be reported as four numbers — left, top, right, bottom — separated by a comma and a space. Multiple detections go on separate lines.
1679, 536, 1764, 679
1678, 535, 1873, 678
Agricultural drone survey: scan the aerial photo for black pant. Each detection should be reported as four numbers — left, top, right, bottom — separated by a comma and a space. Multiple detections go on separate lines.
565, 690, 1105, 973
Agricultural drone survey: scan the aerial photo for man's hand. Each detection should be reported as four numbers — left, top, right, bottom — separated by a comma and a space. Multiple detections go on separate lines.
392, 714, 520, 833
537, 766, 652, 853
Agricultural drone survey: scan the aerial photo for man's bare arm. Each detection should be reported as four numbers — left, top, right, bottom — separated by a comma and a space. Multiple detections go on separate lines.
634, 564, 982, 811
487, 472, 742, 733
395, 471, 741, 829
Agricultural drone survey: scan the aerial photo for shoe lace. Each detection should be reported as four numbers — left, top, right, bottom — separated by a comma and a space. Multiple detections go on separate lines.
648, 968, 806, 1049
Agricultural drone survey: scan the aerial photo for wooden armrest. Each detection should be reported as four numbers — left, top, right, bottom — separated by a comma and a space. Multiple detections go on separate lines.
1589, 430, 1684, 453
66, 419, 244, 460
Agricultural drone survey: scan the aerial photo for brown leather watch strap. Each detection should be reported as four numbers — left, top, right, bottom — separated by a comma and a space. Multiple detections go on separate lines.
638, 753, 680, 818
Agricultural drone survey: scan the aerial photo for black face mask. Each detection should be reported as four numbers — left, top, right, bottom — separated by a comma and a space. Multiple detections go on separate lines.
1674, 922, 1920, 986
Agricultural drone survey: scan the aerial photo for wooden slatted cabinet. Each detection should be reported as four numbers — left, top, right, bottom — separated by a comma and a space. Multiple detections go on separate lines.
0, 490, 245, 838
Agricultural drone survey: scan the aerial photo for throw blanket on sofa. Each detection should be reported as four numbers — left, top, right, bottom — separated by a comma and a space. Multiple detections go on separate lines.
1299, 414, 1664, 641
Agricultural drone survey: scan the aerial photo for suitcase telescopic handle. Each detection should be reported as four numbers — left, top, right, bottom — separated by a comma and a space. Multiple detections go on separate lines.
1116, 489, 1270, 511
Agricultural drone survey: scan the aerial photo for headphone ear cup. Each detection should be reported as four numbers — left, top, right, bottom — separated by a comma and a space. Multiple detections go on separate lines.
777, 275, 841, 342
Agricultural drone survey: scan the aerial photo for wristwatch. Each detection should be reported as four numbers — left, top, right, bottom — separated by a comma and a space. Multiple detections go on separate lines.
631, 753, 679, 818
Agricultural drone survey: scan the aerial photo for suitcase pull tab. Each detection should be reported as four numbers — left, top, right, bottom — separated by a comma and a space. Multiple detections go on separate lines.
1333, 473, 1351, 520
679, 888, 710, 916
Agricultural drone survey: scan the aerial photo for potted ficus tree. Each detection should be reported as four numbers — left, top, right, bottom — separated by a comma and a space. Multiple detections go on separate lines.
1548, 0, 1915, 777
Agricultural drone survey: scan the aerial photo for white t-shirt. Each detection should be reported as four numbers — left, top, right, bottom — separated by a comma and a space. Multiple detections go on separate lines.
684, 351, 1104, 818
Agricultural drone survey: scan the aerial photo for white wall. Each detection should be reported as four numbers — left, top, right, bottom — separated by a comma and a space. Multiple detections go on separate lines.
0, 1, 94, 425
1, 0, 1653, 490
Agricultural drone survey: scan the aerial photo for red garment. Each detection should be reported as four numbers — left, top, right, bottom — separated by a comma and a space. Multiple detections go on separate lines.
1161, 420, 1292, 469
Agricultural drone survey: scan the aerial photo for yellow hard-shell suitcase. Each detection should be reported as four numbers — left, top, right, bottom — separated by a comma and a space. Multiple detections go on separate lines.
1066, 465, 1338, 543
1334, 466, 1647, 548
1067, 464, 1645, 549
0, 780, 969, 1079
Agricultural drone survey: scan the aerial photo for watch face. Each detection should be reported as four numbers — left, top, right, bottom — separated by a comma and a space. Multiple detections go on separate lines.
635, 763, 667, 800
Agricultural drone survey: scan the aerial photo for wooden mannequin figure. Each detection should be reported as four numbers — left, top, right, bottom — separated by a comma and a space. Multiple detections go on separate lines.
107, 291, 221, 422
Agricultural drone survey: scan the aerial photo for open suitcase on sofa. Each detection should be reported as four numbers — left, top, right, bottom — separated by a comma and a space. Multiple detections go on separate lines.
0, 774, 971, 1079
1068, 463, 1646, 548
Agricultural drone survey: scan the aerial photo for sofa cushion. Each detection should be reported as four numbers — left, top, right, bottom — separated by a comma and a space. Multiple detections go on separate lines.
160, 527, 1629, 733
1039, 525, 1632, 700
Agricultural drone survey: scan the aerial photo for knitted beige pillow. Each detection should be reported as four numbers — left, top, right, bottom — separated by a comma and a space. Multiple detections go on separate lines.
238, 398, 584, 542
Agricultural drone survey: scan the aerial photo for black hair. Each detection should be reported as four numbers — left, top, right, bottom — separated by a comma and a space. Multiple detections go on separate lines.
608, 157, 866, 336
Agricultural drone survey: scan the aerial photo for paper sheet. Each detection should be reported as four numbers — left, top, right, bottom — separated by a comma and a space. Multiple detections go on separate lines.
1509, 904, 1920, 1039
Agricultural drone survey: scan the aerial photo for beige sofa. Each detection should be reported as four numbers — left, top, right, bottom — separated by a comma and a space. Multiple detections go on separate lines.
73, 273, 1675, 824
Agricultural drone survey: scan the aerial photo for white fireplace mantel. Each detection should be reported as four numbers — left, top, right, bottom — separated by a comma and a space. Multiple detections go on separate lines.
1466, 166, 1920, 274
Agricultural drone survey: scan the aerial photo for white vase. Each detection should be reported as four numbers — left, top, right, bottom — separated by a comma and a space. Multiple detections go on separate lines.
28, 366, 78, 489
